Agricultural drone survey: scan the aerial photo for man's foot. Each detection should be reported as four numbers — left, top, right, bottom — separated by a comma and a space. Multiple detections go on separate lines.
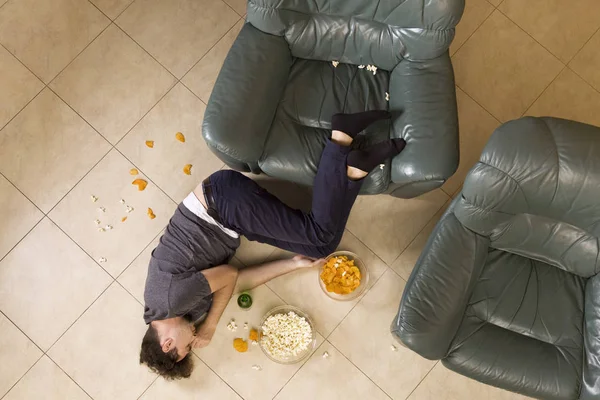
347, 138, 406, 173
331, 110, 391, 138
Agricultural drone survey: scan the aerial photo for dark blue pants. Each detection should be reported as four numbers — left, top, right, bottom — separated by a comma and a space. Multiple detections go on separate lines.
207, 141, 363, 258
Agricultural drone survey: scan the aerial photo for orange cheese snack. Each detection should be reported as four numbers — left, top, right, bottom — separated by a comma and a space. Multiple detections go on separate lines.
320, 255, 361, 295
249, 328, 259, 342
233, 338, 248, 353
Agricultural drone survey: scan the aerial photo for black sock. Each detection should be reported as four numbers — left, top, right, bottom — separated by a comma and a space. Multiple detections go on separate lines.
331, 110, 391, 138
347, 138, 406, 173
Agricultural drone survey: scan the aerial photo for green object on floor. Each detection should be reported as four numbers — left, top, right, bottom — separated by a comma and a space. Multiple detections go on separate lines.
237, 293, 252, 310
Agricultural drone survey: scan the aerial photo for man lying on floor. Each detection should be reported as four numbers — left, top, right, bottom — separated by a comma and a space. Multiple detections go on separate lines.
140, 110, 406, 379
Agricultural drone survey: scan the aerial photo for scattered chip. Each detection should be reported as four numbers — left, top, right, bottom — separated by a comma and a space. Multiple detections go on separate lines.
130, 168, 139, 175
233, 338, 248, 353
332, 60, 339, 68
145, 140, 154, 148
91, 195, 98, 203
379, 163, 385, 170
320, 255, 362, 295
385, 92, 390, 101
126, 205, 134, 213
98, 257, 107, 263
132, 179, 148, 191
98, 207, 106, 213
249, 329, 259, 342
251, 365, 262, 371
175, 132, 185, 143
366, 65, 378, 75
358, 65, 365, 69
183, 164, 192, 175
147, 208, 156, 220
121, 216, 127, 222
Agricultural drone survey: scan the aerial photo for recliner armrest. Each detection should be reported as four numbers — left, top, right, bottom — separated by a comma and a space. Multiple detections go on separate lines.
392, 200, 489, 359
388, 53, 459, 198
202, 23, 293, 171
582, 274, 600, 399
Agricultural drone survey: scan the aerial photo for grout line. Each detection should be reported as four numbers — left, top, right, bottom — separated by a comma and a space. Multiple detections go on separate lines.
0, 349, 42, 400
568, 66, 600, 97
136, 376, 159, 399
520, 64, 567, 118
195, 356, 246, 400
450, 6, 495, 58
113, 0, 138, 21
85, 0, 112, 21
403, 360, 440, 399
47, 356, 97, 400
0, 310, 44, 354
0, 214, 43, 264
0, 64, 44, 132
455, 84, 502, 124
179, 80, 208, 106
568, 25, 600, 68
0, 42, 46, 84
221, 0, 245, 19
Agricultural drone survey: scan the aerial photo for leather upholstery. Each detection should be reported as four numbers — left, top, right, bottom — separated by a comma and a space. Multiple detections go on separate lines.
393, 117, 600, 399
203, 0, 464, 197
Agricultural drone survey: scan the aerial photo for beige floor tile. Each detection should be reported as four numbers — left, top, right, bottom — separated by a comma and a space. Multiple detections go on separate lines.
0, 0, 109, 82
196, 284, 323, 400
392, 199, 452, 281
3, 356, 91, 400
0, 0, 7, 7
182, 19, 243, 102
49, 283, 155, 400
49, 149, 177, 277
453, 10, 563, 122
526, 68, 600, 127
329, 269, 436, 400
141, 354, 241, 400
449, 0, 494, 56
235, 236, 277, 267
346, 189, 449, 265
118, 234, 161, 303
223, 0, 246, 17
118, 84, 224, 201
0, 218, 111, 350
51, 25, 176, 144
0, 46, 43, 129
275, 341, 390, 400
408, 362, 530, 400
116, 0, 239, 78
442, 88, 500, 196
265, 230, 389, 337
0, 313, 42, 398
90, 0, 134, 19
499, 0, 600, 63
0, 176, 42, 260
486, 0, 501, 6
0, 89, 110, 212
570, 30, 600, 93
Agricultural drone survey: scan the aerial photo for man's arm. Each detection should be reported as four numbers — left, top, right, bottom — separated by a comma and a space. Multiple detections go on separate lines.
193, 265, 238, 348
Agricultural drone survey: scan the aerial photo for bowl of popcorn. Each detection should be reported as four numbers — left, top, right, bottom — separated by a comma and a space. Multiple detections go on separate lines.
258, 305, 317, 364
319, 251, 369, 301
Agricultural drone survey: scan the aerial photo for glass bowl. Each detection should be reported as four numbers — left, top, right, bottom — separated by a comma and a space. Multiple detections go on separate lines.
258, 305, 317, 365
318, 251, 369, 301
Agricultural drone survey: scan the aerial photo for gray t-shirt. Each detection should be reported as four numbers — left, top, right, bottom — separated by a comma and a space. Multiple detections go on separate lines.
143, 204, 240, 324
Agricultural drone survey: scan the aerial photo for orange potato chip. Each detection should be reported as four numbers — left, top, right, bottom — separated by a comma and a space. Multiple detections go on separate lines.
320, 255, 361, 295
249, 329, 259, 342
183, 164, 192, 175
175, 132, 185, 143
121, 216, 127, 222
130, 168, 139, 175
147, 208, 156, 219
132, 179, 147, 191
145, 140, 154, 148
233, 338, 248, 353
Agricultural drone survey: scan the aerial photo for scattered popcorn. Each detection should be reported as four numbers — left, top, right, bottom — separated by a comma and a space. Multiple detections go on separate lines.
251, 365, 262, 371
227, 319, 238, 332
98, 257, 107, 263
322, 351, 330, 359
342, 270, 347, 277
121, 216, 127, 222
147, 208, 156, 220
183, 164, 192, 175
90, 195, 98, 203
251, 340, 258, 346
94, 219, 101, 225
98, 227, 105, 232
391, 345, 398, 352
130, 168, 139, 175
244, 322, 249, 330
358, 65, 365, 69
379, 164, 385, 170
104, 225, 113, 230
332, 60, 339, 68
145, 140, 154, 148
175, 132, 185, 143
366, 65, 378, 75
119, 199, 125, 204
98, 207, 106, 213
260, 311, 313, 361
126, 205, 134, 213
385, 92, 390, 101
132, 179, 148, 191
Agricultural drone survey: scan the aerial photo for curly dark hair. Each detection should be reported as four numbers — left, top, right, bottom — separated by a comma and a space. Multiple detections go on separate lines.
140, 324, 193, 380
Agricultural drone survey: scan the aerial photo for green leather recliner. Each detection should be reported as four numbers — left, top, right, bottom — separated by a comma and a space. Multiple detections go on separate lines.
202, 0, 465, 198
393, 117, 600, 400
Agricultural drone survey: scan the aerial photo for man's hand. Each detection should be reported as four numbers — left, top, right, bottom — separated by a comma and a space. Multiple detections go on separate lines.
292, 255, 326, 269
192, 323, 216, 349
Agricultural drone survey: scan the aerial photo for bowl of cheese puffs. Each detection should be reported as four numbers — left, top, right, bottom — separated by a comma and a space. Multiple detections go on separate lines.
319, 251, 369, 301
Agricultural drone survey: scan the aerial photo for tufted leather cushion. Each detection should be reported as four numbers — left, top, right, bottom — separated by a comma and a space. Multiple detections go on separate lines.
393, 117, 600, 399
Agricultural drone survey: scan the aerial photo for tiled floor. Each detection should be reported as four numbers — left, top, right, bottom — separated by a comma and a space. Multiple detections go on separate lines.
0, 0, 598, 399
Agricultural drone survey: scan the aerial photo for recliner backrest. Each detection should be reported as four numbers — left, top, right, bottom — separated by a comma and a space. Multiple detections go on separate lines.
246, 0, 465, 71
454, 117, 600, 278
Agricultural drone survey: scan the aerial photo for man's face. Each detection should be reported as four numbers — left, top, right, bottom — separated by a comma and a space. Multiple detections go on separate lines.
163, 319, 196, 361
